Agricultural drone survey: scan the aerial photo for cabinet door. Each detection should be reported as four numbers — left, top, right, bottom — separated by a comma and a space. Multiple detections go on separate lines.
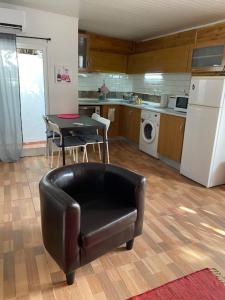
78, 34, 89, 72
156, 46, 190, 73
89, 51, 127, 73
119, 106, 141, 144
191, 41, 225, 72
127, 51, 155, 74
158, 114, 186, 162
102, 105, 120, 137
127, 46, 190, 74
130, 107, 141, 144
119, 106, 129, 138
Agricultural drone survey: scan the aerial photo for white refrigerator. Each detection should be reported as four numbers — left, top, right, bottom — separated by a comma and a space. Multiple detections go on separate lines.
180, 76, 225, 187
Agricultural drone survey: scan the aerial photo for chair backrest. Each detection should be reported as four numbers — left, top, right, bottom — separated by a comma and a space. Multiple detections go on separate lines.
48, 120, 62, 139
92, 113, 111, 135
43, 115, 50, 131
43, 115, 48, 124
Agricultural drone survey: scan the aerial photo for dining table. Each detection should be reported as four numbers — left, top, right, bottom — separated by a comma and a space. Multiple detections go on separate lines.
47, 115, 107, 165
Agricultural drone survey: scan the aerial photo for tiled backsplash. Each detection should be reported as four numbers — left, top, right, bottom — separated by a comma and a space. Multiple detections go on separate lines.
78, 73, 132, 93
132, 73, 191, 95
78, 72, 191, 100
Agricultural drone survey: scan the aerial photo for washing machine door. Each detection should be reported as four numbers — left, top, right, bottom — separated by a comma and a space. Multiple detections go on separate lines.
141, 120, 156, 143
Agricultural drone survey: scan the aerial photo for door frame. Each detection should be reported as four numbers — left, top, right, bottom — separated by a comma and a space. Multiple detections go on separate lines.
16, 41, 50, 114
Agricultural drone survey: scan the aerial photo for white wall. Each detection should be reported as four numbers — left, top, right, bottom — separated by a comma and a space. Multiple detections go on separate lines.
0, 2, 78, 114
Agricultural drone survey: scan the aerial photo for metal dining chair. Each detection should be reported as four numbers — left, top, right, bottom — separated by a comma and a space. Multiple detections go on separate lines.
47, 120, 88, 168
78, 113, 110, 163
42, 115, 58, 158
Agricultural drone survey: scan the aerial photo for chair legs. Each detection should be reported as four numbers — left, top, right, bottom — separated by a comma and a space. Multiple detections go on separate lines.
98, 143, 101, 161
98, 142, 109, 163
50, 143, 54, 169
66, 271, 75, 285
45, 139, 48, 157
75, 148, 79, 163
106, 142, 110, 164
86, 142, 110, 163
51, 146, 89, 168
82, 146, 88, 162
126, 239, 134, 250
57, 150, 61, 168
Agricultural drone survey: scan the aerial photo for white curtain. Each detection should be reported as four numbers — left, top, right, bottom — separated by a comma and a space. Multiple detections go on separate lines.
0, 33, 22, 162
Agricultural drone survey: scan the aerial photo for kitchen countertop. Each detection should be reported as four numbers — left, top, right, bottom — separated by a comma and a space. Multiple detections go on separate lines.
79, 98, 187, 118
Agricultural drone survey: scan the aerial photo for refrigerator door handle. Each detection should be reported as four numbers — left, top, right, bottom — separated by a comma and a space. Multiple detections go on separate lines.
192, 83, 195, 90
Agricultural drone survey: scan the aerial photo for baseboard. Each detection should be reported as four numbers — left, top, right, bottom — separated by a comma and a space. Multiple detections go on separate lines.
159, 155, 180, 170
21, 147, 45, 157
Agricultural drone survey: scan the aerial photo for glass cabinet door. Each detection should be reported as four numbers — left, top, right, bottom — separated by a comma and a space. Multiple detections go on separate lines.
192, 44, 225, 69
78, 34, 89, 70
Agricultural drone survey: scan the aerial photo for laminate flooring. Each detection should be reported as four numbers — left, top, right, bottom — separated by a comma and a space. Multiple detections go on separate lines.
1, 141, 225, 299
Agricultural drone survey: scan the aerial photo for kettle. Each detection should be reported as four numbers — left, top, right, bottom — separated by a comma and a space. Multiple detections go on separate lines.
160, 94, 168, 108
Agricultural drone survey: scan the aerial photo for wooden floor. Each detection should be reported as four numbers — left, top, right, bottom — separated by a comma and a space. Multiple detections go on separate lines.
1, 140, 225, 299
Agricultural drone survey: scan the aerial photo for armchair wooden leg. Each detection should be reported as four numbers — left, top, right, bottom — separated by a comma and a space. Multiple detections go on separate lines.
126, 239, 134, 250
66, 271, 75, 285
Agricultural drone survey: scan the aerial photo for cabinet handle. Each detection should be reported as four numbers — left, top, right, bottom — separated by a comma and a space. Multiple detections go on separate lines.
180, 123, 184, 131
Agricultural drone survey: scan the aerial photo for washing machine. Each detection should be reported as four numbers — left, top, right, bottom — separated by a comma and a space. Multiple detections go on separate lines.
139, 110, 160, 158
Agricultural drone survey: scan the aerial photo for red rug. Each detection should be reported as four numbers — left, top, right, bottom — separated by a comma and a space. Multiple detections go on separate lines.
128, 268, 225, 300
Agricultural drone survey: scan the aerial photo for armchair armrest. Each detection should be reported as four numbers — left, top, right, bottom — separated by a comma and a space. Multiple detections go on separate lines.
39, 174, 80, 274
105, 164, 146, 236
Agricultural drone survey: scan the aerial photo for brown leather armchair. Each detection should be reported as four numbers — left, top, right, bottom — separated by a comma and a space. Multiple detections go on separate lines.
39, 163, 145, 285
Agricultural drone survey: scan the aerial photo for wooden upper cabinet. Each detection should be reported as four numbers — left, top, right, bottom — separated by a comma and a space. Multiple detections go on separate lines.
89, 33, 134, 54
78, 32, 132, 73
135, 30, 196, 53
128, 45, 191, 74
158, 114, 186, 162
127, 51, 155, 74
78, 33, 89, 72
196, 22, 225, 44
153, 45, 191, 73
191, 40, 225, 73
191, 22, 225, 73
88, 51, 127, 73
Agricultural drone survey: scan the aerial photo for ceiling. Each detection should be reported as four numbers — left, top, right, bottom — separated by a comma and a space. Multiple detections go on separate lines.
79, 0, 225, 40
2, 0, 225, 40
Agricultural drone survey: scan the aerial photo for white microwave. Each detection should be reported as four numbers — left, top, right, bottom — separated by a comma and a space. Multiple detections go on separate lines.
174, 95, 189, 113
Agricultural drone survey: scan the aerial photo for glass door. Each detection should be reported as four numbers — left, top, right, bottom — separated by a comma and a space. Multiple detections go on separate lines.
17, 47, 47, 144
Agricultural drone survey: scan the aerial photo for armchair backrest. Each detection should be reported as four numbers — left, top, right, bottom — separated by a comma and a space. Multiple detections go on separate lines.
39, 169, 81, 274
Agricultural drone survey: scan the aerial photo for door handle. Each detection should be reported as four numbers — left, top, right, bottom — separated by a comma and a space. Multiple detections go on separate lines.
180, 123, 185, 132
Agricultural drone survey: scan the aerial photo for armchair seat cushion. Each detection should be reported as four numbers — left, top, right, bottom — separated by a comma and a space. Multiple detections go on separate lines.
80, 198, 137, 248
